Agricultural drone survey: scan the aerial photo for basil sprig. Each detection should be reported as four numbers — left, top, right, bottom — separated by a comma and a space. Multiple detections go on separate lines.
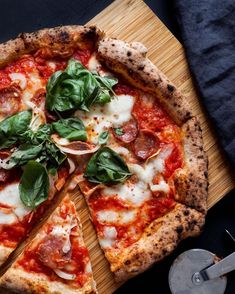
98, 131, 109, 145
84, 147, 132, 184
0, 110, 32, 150
19, 160, 49, 209
45, 59, 118, 113
52, 118, 87, 141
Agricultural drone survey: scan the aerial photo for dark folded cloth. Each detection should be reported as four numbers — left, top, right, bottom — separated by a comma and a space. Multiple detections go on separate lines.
174, 0, 235, 168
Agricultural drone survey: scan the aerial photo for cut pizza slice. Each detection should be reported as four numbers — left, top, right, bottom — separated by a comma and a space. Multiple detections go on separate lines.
0, 25, 103, 266
0, 195, 96, 294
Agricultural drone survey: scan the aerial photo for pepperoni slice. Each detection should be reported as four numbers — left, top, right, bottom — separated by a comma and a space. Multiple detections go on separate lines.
0, 84, 21, 116
112, 119, 138, 143
132, 129, 160, 160
37, 235, 72, 269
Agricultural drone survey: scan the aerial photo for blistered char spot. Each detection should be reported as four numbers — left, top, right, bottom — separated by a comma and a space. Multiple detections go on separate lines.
59, 31, 70, 43
167, 84, 175, 92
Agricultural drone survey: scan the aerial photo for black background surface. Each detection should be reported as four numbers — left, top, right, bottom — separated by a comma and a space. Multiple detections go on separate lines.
0, 1, 235, 293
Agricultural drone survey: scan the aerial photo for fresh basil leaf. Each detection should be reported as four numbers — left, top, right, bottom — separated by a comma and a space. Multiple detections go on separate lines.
113, 128, 124, 136
52, 118, 87, 141
98, 131, 109, 145
84, 147, 131, 184
94, 74, 118, 93
23, 124, 52, 145
0, 110, 32, 149
19, 160, 49, 209
45, 59, 118, 113
45, 141, 67, 166
5, 144, 43, 169
46, 71, 84, 112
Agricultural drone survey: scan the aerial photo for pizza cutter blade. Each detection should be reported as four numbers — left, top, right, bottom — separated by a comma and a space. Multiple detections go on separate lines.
168, 249, 229, 294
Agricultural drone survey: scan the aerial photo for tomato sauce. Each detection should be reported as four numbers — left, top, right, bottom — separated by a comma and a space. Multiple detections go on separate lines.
90, 190, 176, 248
73, 49, 93, 67
0, 71, 11, 90
0, 214, 31, 247
164, 144, 183, 178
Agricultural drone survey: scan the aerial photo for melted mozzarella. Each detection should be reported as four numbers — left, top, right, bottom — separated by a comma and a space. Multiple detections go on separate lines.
21, 72, 43, 103
9, 73, 27, 90
103, 181, 151, 207
99, 226, 117, 249
0, 210, 16, 225
75, 95, 134, 143
0, 183, 31, 225
87, 54, 101, 72
51, 216, 77, 253
102, 145, 173, 208
97, 209, 137, 225
150, 180, 170, 193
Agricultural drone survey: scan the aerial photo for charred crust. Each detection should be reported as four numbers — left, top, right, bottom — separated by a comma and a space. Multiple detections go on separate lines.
167, 84, 174, 92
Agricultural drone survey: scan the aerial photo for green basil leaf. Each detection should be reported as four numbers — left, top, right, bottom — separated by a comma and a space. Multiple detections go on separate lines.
0, 110, 32, 149
113, 128, 124, 136
52, 118, 87, 141
46, 71, 84, 112
45, 59, 118, 113
23, 124, 52, 145
6, 144, 43, 169
84, 147, 131, 184
98, 131, 109, 145
19, 160, 49, 209
45, 141, 67, 166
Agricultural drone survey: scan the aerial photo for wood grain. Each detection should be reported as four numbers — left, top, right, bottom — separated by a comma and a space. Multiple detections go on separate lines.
1, 0, 235, 293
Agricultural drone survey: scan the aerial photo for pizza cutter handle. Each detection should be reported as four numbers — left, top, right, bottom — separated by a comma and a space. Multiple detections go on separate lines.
200, 252, 235, 280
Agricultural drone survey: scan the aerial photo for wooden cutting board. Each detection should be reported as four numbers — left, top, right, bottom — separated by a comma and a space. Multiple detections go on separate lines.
1, 0, 235, 294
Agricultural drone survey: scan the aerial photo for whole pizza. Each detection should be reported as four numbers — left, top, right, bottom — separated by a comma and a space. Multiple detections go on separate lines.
0, 25, 208, 293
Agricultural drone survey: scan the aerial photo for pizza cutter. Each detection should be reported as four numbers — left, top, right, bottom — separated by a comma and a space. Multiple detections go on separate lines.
168, 230, 235, 294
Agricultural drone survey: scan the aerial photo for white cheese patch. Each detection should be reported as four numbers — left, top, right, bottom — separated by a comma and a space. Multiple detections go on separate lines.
0, 210, 17, 225
150, 180, 170, 193
96, 209, 137, 225
99, 226, 117, 249
102, 145, 173, 208
87, 54, 101, 72
51, 216, 77, 254
0, 183, 31, 225
75, 94, 134, 144
21, 72, 43, 104
103, 181, 151, 207
9, 73, 27, 90
87, 54, 112, 77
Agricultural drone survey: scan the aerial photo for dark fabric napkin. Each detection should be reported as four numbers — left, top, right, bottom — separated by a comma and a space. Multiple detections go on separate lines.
174, 0, 235, 168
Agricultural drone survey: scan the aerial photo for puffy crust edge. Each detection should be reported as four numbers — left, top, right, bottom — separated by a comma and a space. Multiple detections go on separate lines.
104, 203, 205, 282
0, 268, 96, 294
174, 117, 208, 213
0, 245, 14, 267
97, 38, 192, 125
0, 25, 104, 67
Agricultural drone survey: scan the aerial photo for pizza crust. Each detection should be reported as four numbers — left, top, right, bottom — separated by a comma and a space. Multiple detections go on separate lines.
97, 38, 192, 125
0, 267, 96, 294
0, 25, 103, 67
102, 203, 205, 282
174, 117, 208, 213
0, 245, 13, 267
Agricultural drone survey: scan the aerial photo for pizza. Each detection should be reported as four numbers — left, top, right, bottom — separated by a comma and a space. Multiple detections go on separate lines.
0, 195, 97, 293
0, 25, 208, 291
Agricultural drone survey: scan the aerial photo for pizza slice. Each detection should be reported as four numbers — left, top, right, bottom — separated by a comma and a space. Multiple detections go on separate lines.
0, 195, 96, 294
0, 26, 103, 266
